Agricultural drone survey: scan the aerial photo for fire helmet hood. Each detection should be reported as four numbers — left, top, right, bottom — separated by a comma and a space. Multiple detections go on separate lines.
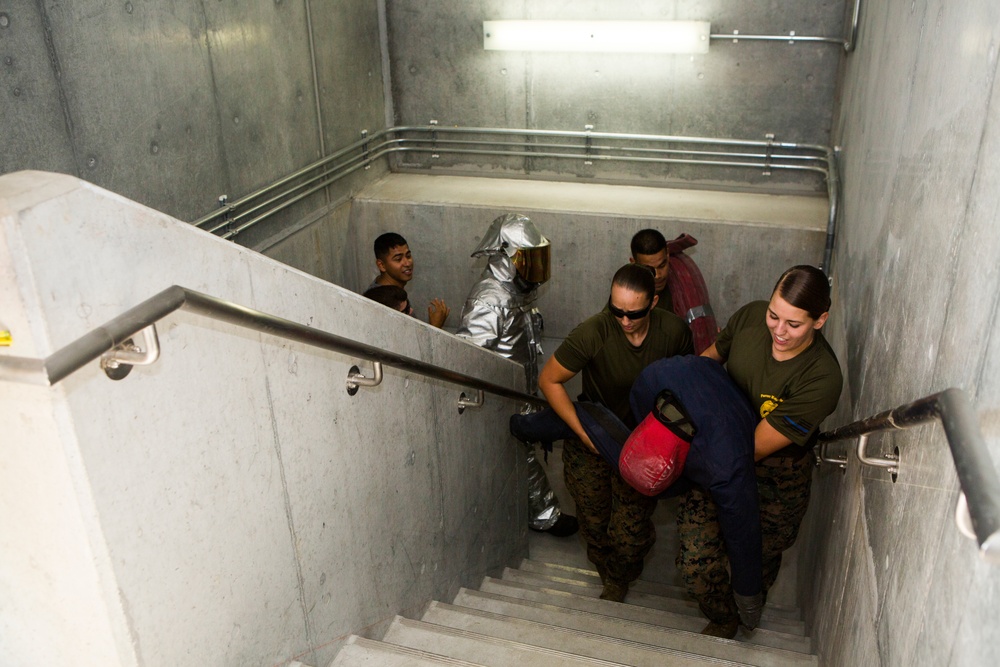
471, 213, 551, 285
619, 389, 695, 496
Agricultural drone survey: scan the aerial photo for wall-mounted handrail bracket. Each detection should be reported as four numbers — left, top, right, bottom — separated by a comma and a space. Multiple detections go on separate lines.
819, 388, 1000, 564
346, 361, 383, 395
458, 389, 485, 414
816, 440, 848, 471
100, 324, 160, 381
856, 433, 899, 479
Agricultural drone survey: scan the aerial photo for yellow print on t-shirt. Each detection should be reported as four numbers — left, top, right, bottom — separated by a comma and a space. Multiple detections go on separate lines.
759, 394, 783, 418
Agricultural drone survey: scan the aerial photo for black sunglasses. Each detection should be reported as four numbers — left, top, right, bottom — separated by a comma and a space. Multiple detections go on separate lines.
607, 298, 653, 321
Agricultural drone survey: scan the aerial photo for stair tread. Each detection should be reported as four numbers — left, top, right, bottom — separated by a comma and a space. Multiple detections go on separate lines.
423, 602, 760, 667
384, 616, 649, 666
484, 576, 806, 636
518, 560, 804, 621
454, 587, 814, 657
328, 635, 488, 666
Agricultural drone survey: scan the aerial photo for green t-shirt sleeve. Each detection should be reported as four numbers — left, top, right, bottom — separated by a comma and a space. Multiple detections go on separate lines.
765, 361, 843, 446
553, 313, 606, 374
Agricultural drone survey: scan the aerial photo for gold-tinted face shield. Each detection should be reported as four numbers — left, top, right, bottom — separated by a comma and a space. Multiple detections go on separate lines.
512, 242, 551, 284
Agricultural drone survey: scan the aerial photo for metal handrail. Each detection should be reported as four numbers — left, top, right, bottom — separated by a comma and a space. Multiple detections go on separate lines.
189, 125, 840, 273
0, 285, 544, 409
817, 389, 1000, 564
709, 0, 863, 52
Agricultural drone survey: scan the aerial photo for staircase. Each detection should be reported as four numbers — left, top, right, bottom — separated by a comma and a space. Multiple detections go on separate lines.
329, 556, 817, 666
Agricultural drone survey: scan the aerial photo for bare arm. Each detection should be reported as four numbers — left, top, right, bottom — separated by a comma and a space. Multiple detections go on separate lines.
538, 356, 597, 453
753, 418, 793, 461
700, 342, 725, 362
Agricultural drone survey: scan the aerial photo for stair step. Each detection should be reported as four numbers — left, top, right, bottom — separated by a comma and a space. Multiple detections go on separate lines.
518, 559, 688, 598
482, 576, 807, 636
500, 567, 701, 613
423, 601, 776, 667
519, 555, 684, 588
507, 565, 691, 600
382, 616, 631, 666
328, 635, 487, 666
454, 587, 813, 657
517, 560, 804, 623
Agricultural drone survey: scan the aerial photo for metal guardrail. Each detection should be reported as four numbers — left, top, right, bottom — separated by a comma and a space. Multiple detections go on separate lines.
191, 125, 841, 274
709, 0, 862, 52
816, 389, 1000, 565
0, 285, 543, 411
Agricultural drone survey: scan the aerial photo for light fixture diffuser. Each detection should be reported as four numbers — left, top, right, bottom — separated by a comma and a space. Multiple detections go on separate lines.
483, 20, 711, 54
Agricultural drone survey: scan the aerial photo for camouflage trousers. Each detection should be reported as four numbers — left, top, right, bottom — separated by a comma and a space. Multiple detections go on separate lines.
563, 438, 658, 585
676, 453, 813, 624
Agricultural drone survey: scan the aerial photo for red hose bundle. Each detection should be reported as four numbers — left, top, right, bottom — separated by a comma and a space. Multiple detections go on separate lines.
665, 234, 718, 354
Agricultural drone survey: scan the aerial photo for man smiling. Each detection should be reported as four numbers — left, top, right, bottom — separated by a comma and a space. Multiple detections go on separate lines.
369, 232, 449, 328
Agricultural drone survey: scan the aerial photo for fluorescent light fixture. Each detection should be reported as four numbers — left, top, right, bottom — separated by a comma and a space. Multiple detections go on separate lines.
483, 20, 711, 54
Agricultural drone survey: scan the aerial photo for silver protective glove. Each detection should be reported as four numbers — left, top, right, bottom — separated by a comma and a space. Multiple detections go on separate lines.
734, 591, 764, 630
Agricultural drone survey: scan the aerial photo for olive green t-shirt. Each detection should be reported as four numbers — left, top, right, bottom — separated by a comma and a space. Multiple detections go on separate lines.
654, 289, 674, 314
554, 308, 693, 424
715, 301, 842, 455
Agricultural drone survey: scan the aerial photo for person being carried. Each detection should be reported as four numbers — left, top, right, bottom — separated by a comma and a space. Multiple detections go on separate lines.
511, 354, 765, 631
629, 228, 673, 313
513, 264, 693, 602
369, 232, 449, 328
456, 213, 578, 538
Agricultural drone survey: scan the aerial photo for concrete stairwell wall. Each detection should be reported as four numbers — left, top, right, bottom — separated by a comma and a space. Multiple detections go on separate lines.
797, 1, 1000, 665
0, 171, 527, 667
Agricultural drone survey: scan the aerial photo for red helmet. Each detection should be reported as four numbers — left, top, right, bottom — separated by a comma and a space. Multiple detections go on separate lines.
619, 390, 695, 496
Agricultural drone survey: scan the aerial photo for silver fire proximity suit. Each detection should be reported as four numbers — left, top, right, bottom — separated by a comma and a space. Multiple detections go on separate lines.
456, 213, 564, 531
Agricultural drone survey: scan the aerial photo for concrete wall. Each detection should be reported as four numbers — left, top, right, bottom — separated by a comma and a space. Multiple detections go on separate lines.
0, 0, 388, 242
0, 171, 527, 667
385, 0, 845, 191
347, 173, 829, 339
799, 1, 1000, 665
